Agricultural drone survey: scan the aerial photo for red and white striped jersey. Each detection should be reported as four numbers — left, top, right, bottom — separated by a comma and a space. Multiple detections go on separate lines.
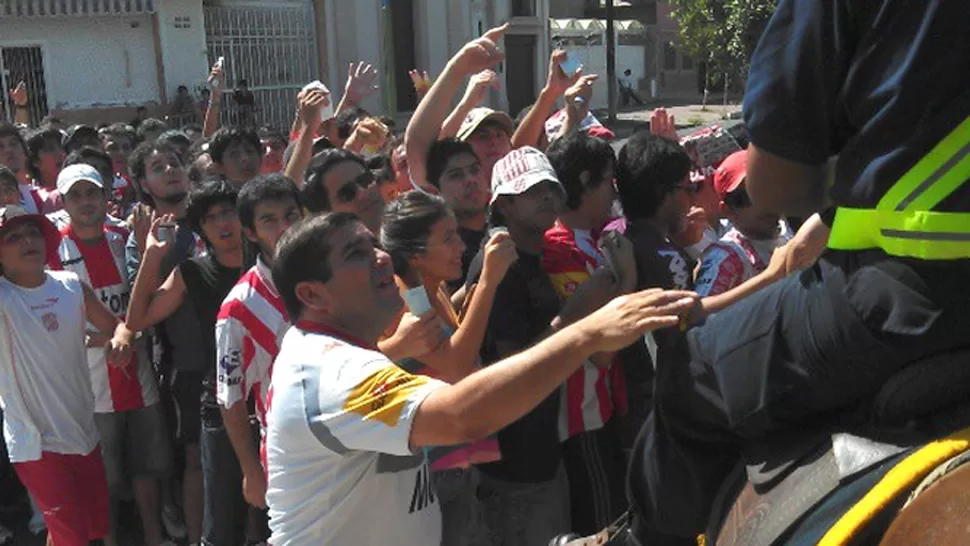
542, 222, 627, 441
215, 256, 289, 433
48, 218, 159, 413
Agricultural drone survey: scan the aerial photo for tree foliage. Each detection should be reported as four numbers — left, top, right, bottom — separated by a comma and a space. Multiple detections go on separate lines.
666, 0, 777, 93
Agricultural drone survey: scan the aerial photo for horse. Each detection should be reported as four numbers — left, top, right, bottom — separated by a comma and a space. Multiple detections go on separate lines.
552, 346, 970, 546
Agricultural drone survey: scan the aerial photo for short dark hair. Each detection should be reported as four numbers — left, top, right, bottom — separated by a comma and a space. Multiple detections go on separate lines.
186, 179, 238, 241
336, 107, 369, 140
380, 191, 451, 276
209, 127, 260, 165
366, 153, 394, 183
546, 132, 615, 211
303, 148, 366, 213
63, 146, 114, 189
237, 173, 303, 231
426, 138, 477, 189
128, 141, 184, 207
272, 212, 361, 322
177, 85, 189, 93
136, 118, 168, 143
0, 122, 28, 157
238, 79, 249, 87
100, 123, 137, 146
40, 115, 63, 127
25, 127, 64, 181
157, 130, 193, 162
615, 131, 691, 221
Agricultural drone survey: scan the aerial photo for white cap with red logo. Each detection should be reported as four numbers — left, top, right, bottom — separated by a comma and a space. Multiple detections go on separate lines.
489, 147, 564, 205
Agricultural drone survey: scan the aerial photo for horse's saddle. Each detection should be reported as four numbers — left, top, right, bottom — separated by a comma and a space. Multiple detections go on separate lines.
707, 346, 970, 546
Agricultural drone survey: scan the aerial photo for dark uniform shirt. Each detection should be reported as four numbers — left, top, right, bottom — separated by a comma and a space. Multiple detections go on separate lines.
743, 0, 970, 342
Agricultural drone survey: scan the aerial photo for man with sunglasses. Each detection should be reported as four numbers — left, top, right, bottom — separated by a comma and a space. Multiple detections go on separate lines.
693, 150, 792, 297
302, 149, 384, 233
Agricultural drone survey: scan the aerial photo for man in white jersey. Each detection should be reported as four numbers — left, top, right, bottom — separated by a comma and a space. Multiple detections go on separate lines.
264, 210, 697, 545
216, 174, 304, 512
694, 150, 793, 297
49, 164, 173, 546
0, 205, 133, 546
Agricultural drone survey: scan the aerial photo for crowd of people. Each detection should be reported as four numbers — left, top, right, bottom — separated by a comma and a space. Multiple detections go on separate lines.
0, 16, 857, 546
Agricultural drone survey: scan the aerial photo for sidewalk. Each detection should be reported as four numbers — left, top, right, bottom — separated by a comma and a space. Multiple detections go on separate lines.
594, 99, 743, 140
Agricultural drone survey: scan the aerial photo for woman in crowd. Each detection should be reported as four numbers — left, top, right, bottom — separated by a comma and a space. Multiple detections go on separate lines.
378, 190, 517, 545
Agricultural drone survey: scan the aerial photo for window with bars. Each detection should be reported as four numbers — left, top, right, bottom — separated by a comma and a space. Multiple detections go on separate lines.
1, 46, 49, 126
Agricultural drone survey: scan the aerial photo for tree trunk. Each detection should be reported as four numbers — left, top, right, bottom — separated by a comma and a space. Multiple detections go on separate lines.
722, 73, 729, 114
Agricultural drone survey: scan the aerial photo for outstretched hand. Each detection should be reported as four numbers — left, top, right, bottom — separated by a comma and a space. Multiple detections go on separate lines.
650, 107, 678, 141
580, 289, 698, 353
451, 23, 509, 75
9, 81, 27, 106
547, 50, 583, 96
345, 62, 380, 104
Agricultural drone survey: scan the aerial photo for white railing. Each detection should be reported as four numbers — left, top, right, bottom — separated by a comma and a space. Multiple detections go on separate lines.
0, 0, 156, 18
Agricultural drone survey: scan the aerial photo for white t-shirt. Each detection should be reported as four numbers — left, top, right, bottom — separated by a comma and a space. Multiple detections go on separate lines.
265, 323, 446, 546
0, 271, 99, 462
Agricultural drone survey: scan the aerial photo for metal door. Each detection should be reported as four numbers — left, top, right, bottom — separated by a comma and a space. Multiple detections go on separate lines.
203, 2, 319, 131
0, 45, 49, 126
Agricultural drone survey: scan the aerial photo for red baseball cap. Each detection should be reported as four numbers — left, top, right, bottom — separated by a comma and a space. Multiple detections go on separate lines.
0, 205, 61, 259
713, 150, 748, 200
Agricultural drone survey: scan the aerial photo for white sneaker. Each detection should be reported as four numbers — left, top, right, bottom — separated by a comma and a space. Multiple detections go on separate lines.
161, 504, 187, 540
0, 523, 13, 545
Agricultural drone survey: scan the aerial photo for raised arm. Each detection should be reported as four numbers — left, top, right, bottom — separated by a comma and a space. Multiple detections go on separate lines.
203, 64, 225, 138
283, 89, 329, 186
511, 50, 580, 149
126, 215, 188, 332
439, 70, 499, 139
405, 24, 508, 188
410, 288, 696, 447
9, 82, 29, 125
334, 62, 380, 118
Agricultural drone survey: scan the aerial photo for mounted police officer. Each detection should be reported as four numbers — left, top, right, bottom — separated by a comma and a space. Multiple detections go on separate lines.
627, 0, 970, 543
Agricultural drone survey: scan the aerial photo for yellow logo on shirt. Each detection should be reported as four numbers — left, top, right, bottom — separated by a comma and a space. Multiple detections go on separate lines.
344, 367, 428, 427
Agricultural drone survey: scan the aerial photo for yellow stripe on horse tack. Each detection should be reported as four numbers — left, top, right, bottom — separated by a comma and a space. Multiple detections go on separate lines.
818, 427, 970, 546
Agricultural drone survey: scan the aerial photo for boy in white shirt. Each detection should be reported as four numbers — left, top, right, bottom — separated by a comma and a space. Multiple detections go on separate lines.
0, 205, 133, 546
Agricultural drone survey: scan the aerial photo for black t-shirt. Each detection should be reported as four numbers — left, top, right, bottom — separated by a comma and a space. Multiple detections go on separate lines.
616, 220, 691, 392
446, 226, 486, 292
465, 248, 563, 483
179, 254, 241, 407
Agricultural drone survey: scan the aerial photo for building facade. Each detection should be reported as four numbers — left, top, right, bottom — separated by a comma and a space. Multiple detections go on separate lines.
0, 0, 551, 130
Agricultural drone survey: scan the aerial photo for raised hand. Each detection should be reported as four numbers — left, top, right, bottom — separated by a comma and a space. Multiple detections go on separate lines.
650, 107, 678, 141
464, 70, 500, 107
547, 50, 582, 96
451, 23, 509, 75
564, 74, 598, 121
580, 289, 698, 353
409, 69, 433, 98
388, 311, 447, 360
9, 81, 27, 106
345, 61, 380, 104
481, 230, 518, 286
146, 213, 177, 254
298, 88, 331, 128
207, 64, 226, 92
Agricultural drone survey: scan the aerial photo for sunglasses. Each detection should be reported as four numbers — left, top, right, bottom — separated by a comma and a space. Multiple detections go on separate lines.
723, 188, 752, 210
335, 171, 377, 204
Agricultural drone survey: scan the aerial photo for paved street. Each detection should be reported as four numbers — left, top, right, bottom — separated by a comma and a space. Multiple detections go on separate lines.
599, 100, 744, 151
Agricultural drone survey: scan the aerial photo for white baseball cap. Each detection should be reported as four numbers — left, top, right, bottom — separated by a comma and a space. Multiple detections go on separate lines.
489, 147, 564, 205
56, 163, 104, 195
457, 107, 515, 142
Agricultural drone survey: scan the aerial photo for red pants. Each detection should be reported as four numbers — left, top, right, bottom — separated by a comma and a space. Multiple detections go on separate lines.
14, 448, 110, 546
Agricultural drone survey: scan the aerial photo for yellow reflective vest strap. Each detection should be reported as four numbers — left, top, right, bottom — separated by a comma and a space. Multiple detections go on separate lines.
827, 114, 970, 260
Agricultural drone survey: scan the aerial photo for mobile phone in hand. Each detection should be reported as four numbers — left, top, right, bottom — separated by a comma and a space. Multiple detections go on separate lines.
559, 53, 582, 78
402, 286, 433, 316
157, 222, 177, 244
302, 80, 335, 121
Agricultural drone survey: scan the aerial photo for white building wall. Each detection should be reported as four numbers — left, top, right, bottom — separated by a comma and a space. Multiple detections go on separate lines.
0, 15, 159, 110
156, 0, 209, 99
